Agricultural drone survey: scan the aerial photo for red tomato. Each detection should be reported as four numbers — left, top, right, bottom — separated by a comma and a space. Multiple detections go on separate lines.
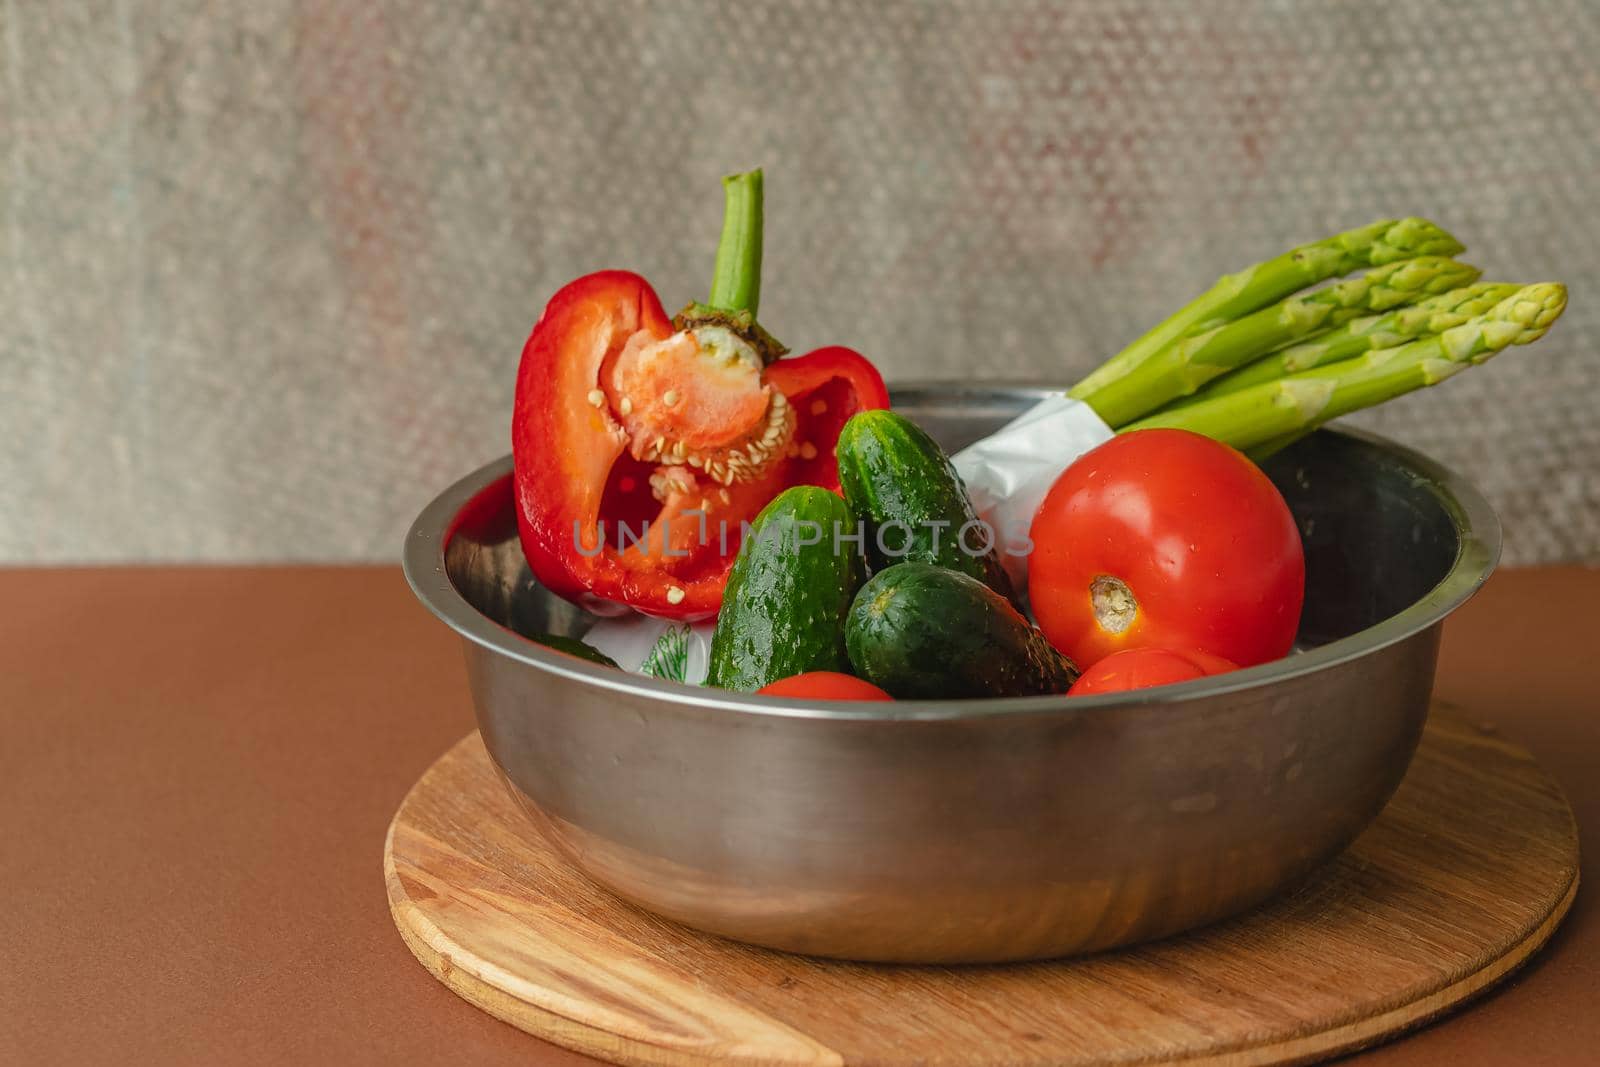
1029, 429, 1304, 668
1069, 647, 1239, 696
1175, 648, 1241, 676
757, 671, 894, 701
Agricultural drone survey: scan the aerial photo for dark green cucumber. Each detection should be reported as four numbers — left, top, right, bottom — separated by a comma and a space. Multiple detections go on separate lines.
707, 486, 866, 691
530, 632, 620, 669
836, 409, 1015, 601
845, 563, 1078, 699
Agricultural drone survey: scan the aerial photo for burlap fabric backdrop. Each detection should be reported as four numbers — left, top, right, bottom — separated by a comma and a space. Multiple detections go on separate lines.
4, 1, 1596, 563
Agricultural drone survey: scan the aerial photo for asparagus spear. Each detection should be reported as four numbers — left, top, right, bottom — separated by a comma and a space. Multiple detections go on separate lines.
1080, 256, 1481, 427
1068, 217, 1465, 402
1244, 431, 1312, 463
1179, 281, 1523, 405
1120, 284, 1567, 451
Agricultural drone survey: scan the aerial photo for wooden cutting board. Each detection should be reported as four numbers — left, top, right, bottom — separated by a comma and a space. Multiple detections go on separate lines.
385, 708, 1578, 1066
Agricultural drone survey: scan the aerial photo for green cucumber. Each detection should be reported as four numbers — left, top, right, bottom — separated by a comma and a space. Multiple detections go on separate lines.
707, 486, 866, 691
845, 563, 1078, 699
836, 410, 1015, 601
531, 633, 619, 669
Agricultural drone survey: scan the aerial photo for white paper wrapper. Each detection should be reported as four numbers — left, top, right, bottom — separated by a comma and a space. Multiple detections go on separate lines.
585, 394, 1113, 680
584, 615, 717, 685
950, 394, 1114, 588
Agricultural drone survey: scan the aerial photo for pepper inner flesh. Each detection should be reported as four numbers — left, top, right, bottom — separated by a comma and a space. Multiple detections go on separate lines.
605, 326, 796, 494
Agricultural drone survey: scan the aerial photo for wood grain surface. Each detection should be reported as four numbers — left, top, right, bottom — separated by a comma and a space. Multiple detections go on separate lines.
385, 708, 1578, 1067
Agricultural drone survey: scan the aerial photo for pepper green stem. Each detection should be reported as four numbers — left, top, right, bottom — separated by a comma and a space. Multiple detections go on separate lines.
707, 169, 764, 316
676, 169, 786, 362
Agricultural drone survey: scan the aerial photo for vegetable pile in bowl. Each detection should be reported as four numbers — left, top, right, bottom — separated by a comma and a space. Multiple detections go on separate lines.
698, 415, 1305, 700
508, 169, 1567, 701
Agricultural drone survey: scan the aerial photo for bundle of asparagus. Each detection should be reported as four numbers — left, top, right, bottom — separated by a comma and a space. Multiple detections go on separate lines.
1066, 219, 1568, 457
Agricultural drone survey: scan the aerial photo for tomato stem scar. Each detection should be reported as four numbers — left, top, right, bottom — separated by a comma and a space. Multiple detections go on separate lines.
1090, 575, 1138, 634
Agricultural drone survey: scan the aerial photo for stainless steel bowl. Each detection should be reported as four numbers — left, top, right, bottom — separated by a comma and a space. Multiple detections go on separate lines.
403, 382, 1500, 963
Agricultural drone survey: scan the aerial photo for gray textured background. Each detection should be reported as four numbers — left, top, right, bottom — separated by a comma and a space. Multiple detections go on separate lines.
4, 0, 1597, 563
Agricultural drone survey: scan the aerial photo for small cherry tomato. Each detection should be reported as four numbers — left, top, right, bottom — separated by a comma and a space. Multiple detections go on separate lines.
1029, 429, 1304, 668
757, 671, 894, 701
1069, 647, 1239, 696
1174, 648, 1240, 676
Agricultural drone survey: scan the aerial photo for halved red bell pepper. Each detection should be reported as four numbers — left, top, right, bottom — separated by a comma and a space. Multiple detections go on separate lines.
511, 173, 888, 621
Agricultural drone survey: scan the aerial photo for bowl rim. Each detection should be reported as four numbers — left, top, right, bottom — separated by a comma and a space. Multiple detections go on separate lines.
402, 380, 1501, 723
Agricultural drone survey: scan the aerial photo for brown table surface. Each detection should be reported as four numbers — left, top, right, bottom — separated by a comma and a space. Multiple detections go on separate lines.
2, 565, 1594, 1065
